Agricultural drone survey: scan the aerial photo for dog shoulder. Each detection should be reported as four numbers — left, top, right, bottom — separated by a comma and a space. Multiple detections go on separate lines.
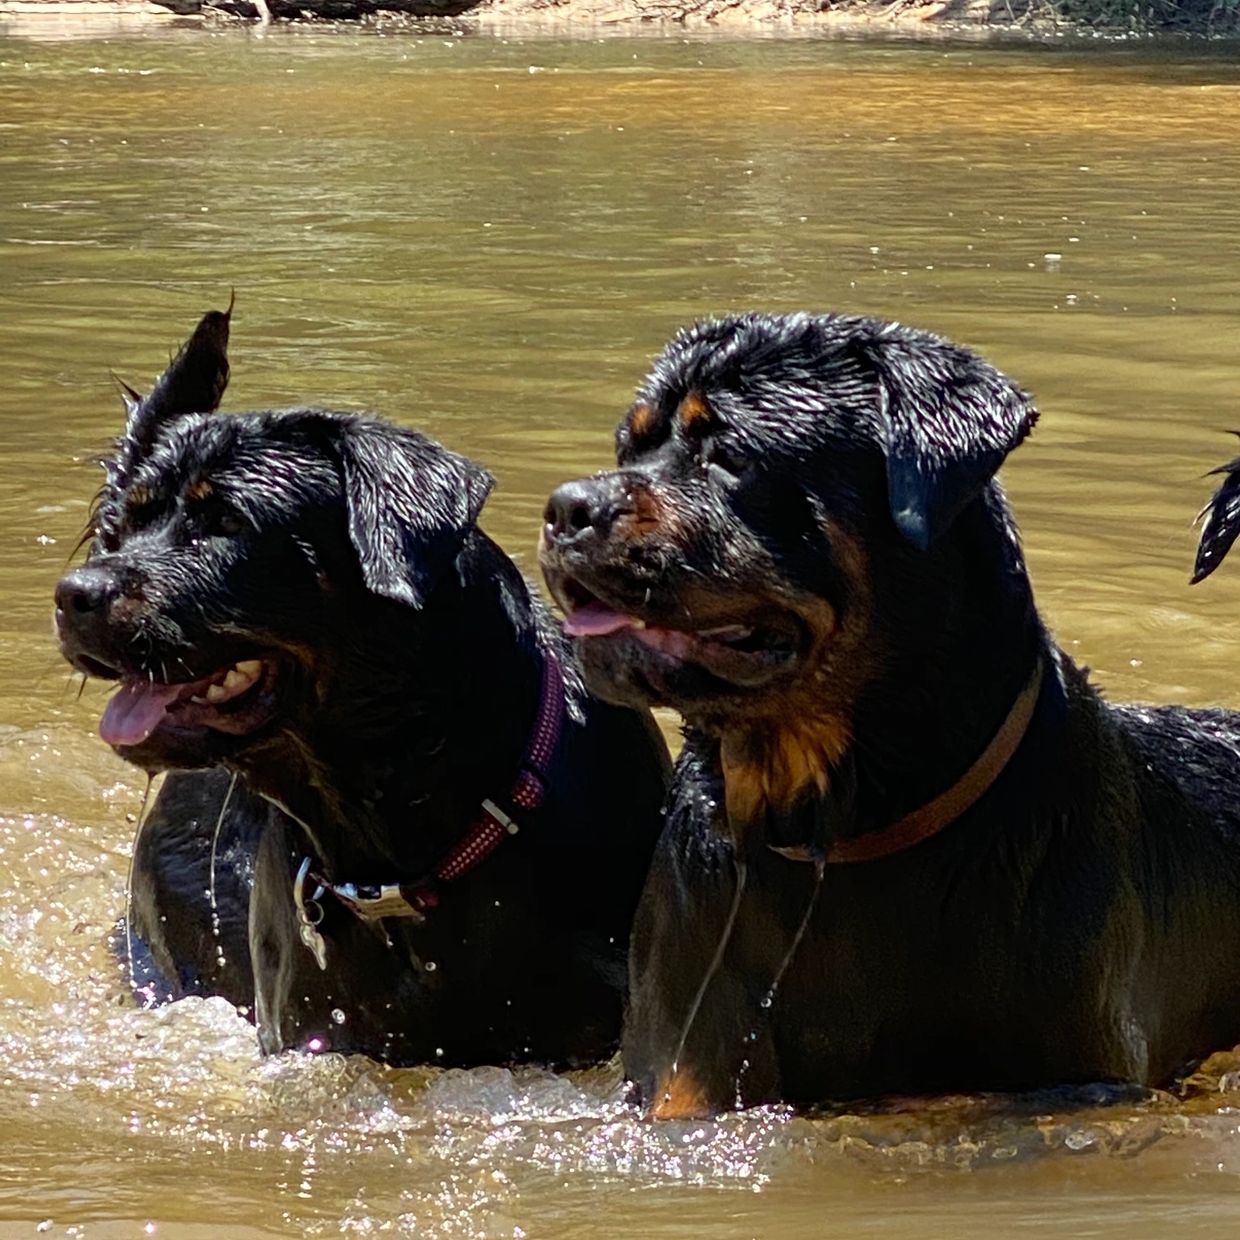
1111, 702, 1240, 842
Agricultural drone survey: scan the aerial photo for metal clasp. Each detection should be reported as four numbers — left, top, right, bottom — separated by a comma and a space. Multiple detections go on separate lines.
481, 798, 520, 836
294, 856, 329, 971
331, 881, 428, 924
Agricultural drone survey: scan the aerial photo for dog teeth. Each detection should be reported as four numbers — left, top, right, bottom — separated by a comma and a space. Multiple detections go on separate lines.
631, 619, 647, 630
700, 625, 754, 642
195, 660, 263, 708
223, 667, 251, 694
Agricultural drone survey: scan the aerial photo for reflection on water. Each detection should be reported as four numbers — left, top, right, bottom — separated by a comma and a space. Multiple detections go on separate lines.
4, 25, 1240, 1239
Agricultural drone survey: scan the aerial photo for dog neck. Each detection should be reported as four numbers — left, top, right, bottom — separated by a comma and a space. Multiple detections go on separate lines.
716, 501, 1059, 858
234, 543, 550, 884
718, 715, 850, 843
824, 654, 1046, 863
716, 647, 1050, 861
294, 651, 564, 937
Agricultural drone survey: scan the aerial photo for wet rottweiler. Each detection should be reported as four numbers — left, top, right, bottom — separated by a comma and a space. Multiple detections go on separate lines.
540, 311, 1240, 1115
56, 306, 670, 1066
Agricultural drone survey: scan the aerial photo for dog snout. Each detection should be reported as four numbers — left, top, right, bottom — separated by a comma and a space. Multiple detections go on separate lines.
54, 562, 136, 674
543, 476, 632, 547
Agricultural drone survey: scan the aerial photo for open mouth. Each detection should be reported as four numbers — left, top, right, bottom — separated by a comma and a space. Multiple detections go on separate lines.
100, 657, 281, 748
557, 578, 803, 683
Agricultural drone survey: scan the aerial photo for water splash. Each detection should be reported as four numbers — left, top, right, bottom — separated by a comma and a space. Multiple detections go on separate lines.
667, 859, 748, 1088
208, 769, 239, 971
124, 775, 157, 998
735, 857, 825, 1107
763, 856, 825, 1013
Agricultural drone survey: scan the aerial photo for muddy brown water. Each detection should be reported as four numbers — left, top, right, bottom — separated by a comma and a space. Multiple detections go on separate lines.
3, 23, 1240, 1238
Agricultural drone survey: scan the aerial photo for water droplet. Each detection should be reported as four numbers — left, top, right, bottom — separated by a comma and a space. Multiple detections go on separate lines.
435, 1047, 444, 1058
759, 995, 772, 1009
424, 961, 438, 973
330, 1008, 346, 1025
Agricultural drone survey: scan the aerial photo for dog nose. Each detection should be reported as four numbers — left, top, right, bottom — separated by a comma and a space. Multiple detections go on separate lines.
543, 480, 602, 545
55, 565, 118, 616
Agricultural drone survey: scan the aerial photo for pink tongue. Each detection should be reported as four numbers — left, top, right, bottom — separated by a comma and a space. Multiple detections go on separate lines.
100, 680, 187, 747
563, 601, 637, 638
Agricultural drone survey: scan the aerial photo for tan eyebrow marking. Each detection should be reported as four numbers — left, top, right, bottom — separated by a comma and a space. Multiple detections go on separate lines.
627, 401, 657, 439
676, 389, 712, 433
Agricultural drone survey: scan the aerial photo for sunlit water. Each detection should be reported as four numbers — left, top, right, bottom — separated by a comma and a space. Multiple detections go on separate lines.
3, 25, 1240, 1238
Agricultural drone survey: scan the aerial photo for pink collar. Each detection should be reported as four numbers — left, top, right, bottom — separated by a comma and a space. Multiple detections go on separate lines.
294, 651, 566, 966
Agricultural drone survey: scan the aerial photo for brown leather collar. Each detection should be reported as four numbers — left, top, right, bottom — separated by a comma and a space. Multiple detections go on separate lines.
825, 657, 1045, 865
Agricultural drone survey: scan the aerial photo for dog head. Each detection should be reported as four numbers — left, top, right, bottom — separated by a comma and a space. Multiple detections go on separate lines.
55, 308, 493, 773
539, 313, 1038, 746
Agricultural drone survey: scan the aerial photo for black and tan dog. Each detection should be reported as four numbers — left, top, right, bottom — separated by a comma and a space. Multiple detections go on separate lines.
56, 306, 669, 1067
540, 311, 1240, 1116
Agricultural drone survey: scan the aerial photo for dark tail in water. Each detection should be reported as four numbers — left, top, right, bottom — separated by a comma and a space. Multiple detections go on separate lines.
1192, 442, 1240, 584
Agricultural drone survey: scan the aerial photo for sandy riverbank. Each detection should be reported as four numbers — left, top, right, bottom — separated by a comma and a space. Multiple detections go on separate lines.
0, 0, 1045, 39
468, 0, 1004, 31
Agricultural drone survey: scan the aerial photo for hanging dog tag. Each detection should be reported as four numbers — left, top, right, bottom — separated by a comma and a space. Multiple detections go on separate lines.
299, 917, 328, 971
294, 857, 329, 971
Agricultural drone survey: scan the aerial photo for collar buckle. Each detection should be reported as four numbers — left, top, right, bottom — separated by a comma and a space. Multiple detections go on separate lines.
327, 880, 435, 924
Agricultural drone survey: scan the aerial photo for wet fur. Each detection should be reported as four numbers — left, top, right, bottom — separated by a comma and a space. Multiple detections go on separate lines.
541, 311, 1240, 1111
59, 308, 670, 1066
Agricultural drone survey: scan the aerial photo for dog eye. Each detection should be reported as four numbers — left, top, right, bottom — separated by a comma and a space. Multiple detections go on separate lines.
124, 498, 162, 532
202, 502, 248, 537
212, 508, 248, 537
704, 443, 747, 480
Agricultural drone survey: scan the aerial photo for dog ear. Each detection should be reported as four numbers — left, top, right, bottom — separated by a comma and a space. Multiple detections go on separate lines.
1192, 455, 1240, 584
113, 299, 233, 485
867, 335, 1038, 550
334, 419, 495, 608
89, 302, 233, 552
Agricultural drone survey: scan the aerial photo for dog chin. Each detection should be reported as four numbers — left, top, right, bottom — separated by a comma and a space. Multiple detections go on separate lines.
112, 708, 283, 772
577, 631, 760, 714
113, 723, 231, 773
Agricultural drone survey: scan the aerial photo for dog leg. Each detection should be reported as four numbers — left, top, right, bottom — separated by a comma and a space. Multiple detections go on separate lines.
625, 843, 782, 1118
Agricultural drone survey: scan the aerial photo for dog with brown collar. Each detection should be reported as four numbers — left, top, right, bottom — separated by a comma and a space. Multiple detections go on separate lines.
541, 311, 1240, 1115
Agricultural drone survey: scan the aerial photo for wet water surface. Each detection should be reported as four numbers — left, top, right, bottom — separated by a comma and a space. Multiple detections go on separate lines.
3, 24, 1240, 1239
